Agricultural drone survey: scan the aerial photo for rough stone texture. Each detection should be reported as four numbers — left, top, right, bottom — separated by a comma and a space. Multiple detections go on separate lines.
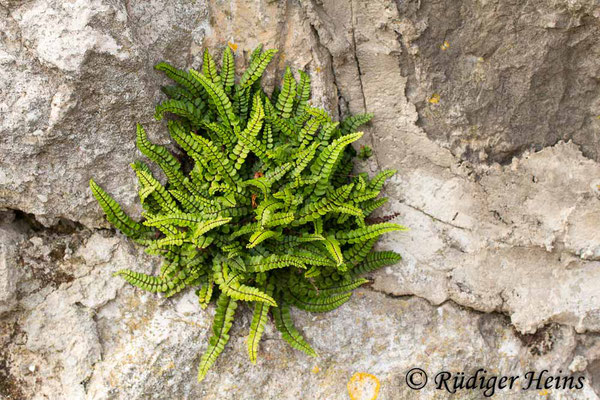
0, 212, 26, 315
2, 0, 600, 398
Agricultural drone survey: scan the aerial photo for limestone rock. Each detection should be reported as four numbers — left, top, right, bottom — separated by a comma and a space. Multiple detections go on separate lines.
2, 0, 600, 398
0, 212, 25, 315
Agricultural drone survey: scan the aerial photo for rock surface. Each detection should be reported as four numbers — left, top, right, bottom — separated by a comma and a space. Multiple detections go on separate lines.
2, 0, 600, 399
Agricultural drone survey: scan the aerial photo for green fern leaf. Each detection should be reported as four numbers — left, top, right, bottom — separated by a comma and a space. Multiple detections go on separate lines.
136, 124, 188, 193
114, 270, 167, 293
351, 251, 402, 275
340, 113, 373, 135
247, 230, 279, 248
154, 61, 205, 98
310, 132, 363, 196
154, 99, 206, 127
193, 217, 232, 237
343, 237, 378, 264
203, 48, 221, 85
198, 292, 238, 382
286, 291, 352, 313
214, 263, 277, 306
220, 46, 235, 91
321, 235, 343, 266
190, 70, 239, 132
246, 255, 306, 272
239, 49, 278, 89
91, 45, 405, 381
276, 67, 296, 119
273, 302, 317, 357
247, 282, 274, 364
295, 70, 310, 116
337, 223, 406, 244
89, 179, 150, 238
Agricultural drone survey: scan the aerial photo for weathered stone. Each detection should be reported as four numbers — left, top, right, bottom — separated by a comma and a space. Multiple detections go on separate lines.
0, 211, 25, 315
3, 0, 600, 398
394, 0, 600, 164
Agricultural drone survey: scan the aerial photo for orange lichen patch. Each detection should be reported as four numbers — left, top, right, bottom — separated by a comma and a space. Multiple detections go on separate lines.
228, 42, 238, 51
312, 365, 320, 374
440, 40, 450, 50
347, 372, 380, 400
428, 93, 440, 104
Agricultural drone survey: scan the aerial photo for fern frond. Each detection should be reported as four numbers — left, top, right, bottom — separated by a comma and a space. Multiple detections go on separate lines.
195, 135, 238, 187
89, 179, 149, 238
306, 107, 332, 124
91, 45, 405, 381
193, 217, 232, 237
295, 70, 310, 116
293, 183, 354, 226
247, 282, 274, 364
114, 269, 167, 293
340, 113, 373, 135
131, 164, 178, 213
154, 99, 205, 127
298, 118, 321, 148
197, 277, 214, 309
310, 132, 363, 196
286, 291, 352, 313
276, 67, 296, 119
360, 197, 388, 216
214, 263, 277, 306
143, 212, 204, 228
321, 235, 343, 266
220, 46, 235, 91
337, 223, 406, 244
190, 70, 239, 132
351, 251, 402, 275
161, 85, 195, 102
136, 124, 188, 193
273, 302, 317, 357
247, 230, 279, 248
154, 61, 205, 98
204, 121, 236, 148
234, 93, 270, 165
239, 49, 278, 89
368, 169, 396, 192
343, 237, 377, 264
246, 255, 306, 272
198, 292, 237, 381
203, 48, 221, 85
312, 278, 369, 297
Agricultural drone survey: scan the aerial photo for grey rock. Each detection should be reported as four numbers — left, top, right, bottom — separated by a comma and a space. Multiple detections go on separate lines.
0, 211, 25, 315
2, 0, 600, 398
395, 0, 600, 164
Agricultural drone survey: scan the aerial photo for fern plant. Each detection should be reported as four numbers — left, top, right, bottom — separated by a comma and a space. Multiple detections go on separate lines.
89, 45, 405, 382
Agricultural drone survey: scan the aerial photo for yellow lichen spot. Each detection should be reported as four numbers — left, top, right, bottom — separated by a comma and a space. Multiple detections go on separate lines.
228, 42, 238, 52
347, 372, 380, 400
428, 93, 440, 104
316, 66, 322, 73
312, 365, 320, 374
440, 40, 450, 50
539, 389, 550, 396
477, 56, 485, 63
